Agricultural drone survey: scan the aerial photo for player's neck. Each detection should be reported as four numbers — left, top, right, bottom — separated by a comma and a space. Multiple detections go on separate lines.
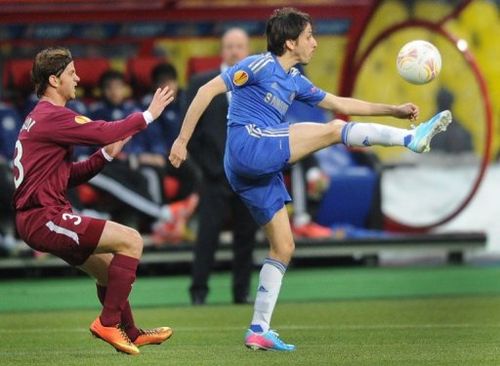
276, 54, 297, 73
40, 92, 67, 107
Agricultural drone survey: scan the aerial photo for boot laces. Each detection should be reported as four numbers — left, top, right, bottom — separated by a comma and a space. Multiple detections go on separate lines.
117, 324, 133, 345
140, 328, 160, 336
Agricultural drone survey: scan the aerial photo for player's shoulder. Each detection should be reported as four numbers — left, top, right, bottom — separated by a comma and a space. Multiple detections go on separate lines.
31, 101, 76, 120
289, 66, 302, 78
22, 101, 80, 136
246, 52, 275, 73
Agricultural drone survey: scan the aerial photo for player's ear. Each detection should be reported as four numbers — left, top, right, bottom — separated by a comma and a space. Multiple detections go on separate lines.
48, 74, 59, 88
285, 39, 296, 52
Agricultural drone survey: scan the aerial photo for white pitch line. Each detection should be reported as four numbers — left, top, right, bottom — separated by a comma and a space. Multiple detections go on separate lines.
0, 350, 113, 356
0, 323, 499, 334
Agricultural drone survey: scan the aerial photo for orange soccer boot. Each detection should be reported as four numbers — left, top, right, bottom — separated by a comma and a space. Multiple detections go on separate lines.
292, 221, 333, 239
89, 317, 140, 355
133, 327, 173, 347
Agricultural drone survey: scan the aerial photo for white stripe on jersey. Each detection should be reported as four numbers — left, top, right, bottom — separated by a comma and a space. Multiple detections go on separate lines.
249, 54, 274, 73
245, 124, 289, 138
46, 221, 80, 245
253, 59, 273, 75
249, 54, 272, 69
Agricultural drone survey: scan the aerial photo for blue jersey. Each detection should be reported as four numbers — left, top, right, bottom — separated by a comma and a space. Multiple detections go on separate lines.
220, 53, 327, 225
221, 52, 326, 128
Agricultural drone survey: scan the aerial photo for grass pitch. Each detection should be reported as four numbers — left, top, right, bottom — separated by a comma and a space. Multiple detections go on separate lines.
1, 266, 500, 365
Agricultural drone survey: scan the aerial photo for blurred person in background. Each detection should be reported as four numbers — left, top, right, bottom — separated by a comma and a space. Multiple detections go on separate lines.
13, 47, 174, 355
429, 87, 472, 153
78, 70, 195, 239
186, 27, 258, 305
139, 63, 200, 243
170, 8, 451, 351
0, 103, 22, 256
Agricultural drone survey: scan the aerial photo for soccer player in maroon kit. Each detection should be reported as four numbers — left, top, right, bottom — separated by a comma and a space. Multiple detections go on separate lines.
12, 47, 174, 355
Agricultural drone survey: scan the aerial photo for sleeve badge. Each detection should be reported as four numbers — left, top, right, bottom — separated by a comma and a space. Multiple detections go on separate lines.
74, 115, 91, 124
233, 70, 249, 86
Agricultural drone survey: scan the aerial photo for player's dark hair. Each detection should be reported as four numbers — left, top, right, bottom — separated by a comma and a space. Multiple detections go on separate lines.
266, 7, 312, 56
32, 47, 73, 98
151, 63, 178, 87
99, 70, 126, 91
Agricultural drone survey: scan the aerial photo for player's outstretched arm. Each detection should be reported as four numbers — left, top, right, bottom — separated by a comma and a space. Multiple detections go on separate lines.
69, 136, 132, 187
318, 93, 419, 121
44, 86, 175, 148
169, 75, 227, 168
147, 86, 175, 120
103, 136, 132, 158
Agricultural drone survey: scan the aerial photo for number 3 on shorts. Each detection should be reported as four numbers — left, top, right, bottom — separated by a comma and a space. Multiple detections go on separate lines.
13, 140, 24, 189
62, 213, 82, 226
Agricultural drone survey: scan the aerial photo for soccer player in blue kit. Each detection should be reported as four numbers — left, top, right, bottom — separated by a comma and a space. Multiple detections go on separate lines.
170, 8, 452, 351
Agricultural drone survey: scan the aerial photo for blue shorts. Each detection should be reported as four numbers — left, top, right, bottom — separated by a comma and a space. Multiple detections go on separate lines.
224, 123, 292, 226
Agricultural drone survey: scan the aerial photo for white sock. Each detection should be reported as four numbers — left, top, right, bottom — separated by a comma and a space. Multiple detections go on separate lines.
341, 122, 414, 147
250, 258, 287, 333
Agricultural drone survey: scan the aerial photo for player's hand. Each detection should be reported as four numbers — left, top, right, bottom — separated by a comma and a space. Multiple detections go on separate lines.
104, 136, 132, 158
394, 103, 419, 121
169, 138, 187, 168
147, 86, 175, 120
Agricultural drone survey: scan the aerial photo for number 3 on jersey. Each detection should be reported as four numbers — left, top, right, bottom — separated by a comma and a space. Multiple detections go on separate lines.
13, 140, 24, 189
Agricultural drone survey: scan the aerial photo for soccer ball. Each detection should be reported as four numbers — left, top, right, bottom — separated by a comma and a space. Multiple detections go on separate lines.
396, 40, 442, 85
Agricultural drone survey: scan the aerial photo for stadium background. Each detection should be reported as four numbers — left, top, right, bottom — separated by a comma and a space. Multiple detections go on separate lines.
1, 0, 499, 253
0, 1, 499, 364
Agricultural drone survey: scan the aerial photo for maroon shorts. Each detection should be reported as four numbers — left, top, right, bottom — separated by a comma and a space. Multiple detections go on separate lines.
16, 207, 107, 266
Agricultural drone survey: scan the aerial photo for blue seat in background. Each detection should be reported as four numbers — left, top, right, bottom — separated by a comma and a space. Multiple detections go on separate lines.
315, 145, 379, 229
315, 166, 377, 228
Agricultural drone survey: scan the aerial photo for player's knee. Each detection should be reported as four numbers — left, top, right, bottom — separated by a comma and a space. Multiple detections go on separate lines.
326, 119, 346, 143
274, 239, 295, 260
121, 228, 144, 258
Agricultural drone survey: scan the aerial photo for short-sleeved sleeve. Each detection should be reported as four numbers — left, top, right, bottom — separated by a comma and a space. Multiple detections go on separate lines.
220, 54, 268, 92
295, 74, 326, 106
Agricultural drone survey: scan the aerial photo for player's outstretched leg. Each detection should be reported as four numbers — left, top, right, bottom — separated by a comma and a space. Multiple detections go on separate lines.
85, 222, 143, 355
96, 284, 173, 347
134, 327, 173, 347
336, 110, 452, 155
90, 317, 139, 355
245, 328, 295, 352
407, 110, 452, 153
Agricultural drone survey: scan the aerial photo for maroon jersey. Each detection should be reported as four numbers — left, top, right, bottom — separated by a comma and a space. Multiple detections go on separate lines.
12, 100, 147, 211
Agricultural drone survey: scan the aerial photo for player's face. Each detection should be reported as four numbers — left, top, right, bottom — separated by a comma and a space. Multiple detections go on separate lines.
294, 23, 317, 65
58, 62, 80, 100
